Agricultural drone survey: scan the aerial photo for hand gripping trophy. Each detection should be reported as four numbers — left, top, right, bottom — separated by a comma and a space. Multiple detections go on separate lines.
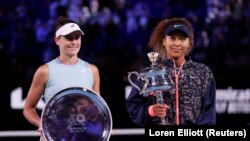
128, 52, 174, 125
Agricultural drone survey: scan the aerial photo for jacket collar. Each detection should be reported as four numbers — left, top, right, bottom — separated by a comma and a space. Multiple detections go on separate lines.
162, 57, 193, 69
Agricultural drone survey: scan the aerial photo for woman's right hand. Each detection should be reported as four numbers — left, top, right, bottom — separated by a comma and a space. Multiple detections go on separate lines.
152, 103, 170, 118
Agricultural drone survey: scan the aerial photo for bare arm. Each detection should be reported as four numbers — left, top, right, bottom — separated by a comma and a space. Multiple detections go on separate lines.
23, 64, 48, 128
90, 64, 100, 95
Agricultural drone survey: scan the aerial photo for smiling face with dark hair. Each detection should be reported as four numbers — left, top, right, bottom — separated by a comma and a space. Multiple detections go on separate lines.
54, 30, 82, 58
163, 31, 190, 61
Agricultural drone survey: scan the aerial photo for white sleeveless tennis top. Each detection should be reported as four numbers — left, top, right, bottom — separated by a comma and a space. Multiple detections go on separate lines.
43, 58, 93, 102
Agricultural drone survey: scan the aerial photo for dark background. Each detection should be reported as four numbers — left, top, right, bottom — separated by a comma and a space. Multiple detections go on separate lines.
1, 0, 250, 140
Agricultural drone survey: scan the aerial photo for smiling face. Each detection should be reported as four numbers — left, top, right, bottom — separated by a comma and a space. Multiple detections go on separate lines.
163, 31, 191, 61
55, 31, 82, 57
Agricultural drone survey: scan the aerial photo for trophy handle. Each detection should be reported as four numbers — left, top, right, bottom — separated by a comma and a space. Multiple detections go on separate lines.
128, 71, 142, 93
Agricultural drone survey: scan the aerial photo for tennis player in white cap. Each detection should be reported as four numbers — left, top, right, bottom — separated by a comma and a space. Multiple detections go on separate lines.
23, 16, 100, 141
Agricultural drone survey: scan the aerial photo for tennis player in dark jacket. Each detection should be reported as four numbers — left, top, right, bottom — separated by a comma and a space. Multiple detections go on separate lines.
126, 17, 216, 125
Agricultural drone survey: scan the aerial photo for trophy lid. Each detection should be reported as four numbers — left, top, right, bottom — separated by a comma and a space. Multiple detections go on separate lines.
147, 52, 159, 66
140, 52, 170, 78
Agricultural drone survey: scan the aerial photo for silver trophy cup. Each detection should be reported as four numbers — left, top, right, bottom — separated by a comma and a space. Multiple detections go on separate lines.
128, 52, 174, 125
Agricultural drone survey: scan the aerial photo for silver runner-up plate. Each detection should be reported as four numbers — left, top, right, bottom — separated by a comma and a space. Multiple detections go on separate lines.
41, 87, 112, 141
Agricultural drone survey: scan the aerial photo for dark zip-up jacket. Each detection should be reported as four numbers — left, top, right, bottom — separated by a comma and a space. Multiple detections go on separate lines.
126, 59, 216, 126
